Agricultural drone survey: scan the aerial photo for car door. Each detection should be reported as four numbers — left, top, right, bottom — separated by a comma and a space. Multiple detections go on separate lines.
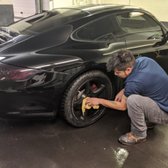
114, 10, 168, 73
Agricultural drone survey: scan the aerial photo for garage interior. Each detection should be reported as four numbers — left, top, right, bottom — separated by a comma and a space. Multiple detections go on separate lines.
0, 0, 168, 168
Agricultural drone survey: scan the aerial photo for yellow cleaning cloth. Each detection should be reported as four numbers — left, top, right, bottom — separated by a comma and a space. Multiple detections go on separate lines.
82, 98, 99, 115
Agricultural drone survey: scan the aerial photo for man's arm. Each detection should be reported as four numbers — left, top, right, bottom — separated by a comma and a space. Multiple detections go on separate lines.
85, 94, 127, 111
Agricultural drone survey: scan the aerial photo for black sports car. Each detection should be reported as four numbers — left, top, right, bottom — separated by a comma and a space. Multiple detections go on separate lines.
0, 4, 168, 127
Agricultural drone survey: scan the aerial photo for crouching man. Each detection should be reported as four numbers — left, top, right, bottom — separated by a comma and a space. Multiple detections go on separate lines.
86, 49, 168, 145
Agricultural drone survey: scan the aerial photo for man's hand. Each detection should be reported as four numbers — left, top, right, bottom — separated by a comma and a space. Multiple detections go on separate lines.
85, 94, 127, 111
115, 89, 124, 102
85, 97, 100, 107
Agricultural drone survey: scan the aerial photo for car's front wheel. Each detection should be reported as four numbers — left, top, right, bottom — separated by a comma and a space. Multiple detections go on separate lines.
62, 70, 113, 127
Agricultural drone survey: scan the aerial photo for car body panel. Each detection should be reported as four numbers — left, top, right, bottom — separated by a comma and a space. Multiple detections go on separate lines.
0, 4, 168, 120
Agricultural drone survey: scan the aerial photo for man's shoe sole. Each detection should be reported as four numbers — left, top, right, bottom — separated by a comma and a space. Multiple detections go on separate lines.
118, 137, 147, 146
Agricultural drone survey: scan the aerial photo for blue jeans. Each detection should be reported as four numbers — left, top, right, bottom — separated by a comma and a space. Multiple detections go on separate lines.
127, 94, 168, 138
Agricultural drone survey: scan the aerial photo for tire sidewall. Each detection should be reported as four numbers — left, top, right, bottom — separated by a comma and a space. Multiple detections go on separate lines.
63, 70, 113, 127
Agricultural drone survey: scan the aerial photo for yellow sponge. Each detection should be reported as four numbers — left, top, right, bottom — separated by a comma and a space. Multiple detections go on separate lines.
81, 98, 99, 115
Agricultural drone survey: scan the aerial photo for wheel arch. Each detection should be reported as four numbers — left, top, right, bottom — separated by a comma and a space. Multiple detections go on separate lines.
61, 66, 115, 100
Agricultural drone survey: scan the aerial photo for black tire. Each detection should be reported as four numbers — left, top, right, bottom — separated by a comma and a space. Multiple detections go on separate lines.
62, 70, 113, 127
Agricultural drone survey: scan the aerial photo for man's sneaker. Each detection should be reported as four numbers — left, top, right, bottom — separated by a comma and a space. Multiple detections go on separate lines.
118, 132, 146, 145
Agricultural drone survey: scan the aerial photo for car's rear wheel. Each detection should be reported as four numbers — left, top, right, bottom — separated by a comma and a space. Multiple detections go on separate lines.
62, 70, 113, 127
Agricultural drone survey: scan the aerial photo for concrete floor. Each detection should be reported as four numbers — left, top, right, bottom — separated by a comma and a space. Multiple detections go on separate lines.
0, 110, 168, 168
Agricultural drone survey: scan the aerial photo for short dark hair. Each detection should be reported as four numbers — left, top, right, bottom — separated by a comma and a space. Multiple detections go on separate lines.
106, 49, 135, 72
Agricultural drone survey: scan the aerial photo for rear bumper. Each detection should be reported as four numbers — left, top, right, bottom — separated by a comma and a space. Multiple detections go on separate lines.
0, 89, 61, 118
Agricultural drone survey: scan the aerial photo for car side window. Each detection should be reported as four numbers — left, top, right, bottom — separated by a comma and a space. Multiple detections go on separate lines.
73, 14, 122, 42
116, 11, 163, 40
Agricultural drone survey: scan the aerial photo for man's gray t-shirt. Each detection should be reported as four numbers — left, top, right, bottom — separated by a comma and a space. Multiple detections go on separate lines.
124, 57, 168, 112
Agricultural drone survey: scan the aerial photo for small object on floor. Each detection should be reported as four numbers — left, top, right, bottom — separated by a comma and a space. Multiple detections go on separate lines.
118, 132, 146, 145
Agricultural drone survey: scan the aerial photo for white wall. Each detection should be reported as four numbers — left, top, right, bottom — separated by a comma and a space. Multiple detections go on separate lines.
99, 0, 168, 21
0, 0, 12, 4
51, 0, 168, 21
1, 0, 167, 21
52, 0, 73, 8
12, 0, 36, 19
98, 0, 130, 5
51, 0, 101, 8
130, 0, 168, 21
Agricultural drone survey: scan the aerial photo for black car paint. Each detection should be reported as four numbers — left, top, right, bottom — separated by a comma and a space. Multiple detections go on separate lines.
0, 4, 168, 121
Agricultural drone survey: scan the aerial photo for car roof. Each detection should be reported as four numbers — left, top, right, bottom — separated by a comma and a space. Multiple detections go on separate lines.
52, 4, 141, 16
9, 4, 142, 35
